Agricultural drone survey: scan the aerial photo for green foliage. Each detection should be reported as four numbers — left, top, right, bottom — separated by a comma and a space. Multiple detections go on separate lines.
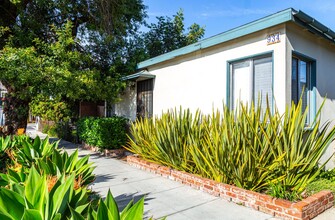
306, 168, 335, 198
77, 117, 128, 149
316, 168, 335, 181
14, 136, 57, 168
0, 20, 125, 134
306, 179, 335, 198
35, 149, 96, 187
0, 136, 11, 171
0, 135, 149, 220
71, 189, 145, 220
127, 100, 335, 199
267, 181, 301, 201
143, 9, 205, 58
0, 166, 89, 219
30, 98, 72, 123
0, 135, 95, 188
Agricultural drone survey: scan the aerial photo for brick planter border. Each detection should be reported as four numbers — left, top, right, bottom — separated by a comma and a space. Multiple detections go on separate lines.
81, 142, 126, 158
127, 155, 334, 220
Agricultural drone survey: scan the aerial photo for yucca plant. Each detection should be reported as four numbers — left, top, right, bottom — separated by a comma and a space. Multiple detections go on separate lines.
188, 103, 282, 190
265, 100, 335, 194
128, 99, 335, 198
127, 107, 202, 172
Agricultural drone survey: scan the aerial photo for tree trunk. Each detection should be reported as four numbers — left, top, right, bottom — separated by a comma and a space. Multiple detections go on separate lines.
3, 93, 29, 135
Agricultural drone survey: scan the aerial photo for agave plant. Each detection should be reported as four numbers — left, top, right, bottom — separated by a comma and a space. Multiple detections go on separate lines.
0, 136, 12, 152
35, 149, 96, 187
0, 136, 12, 171
0, 166, 90, 220
13, 136, 58, 168
70, 190, 145, 220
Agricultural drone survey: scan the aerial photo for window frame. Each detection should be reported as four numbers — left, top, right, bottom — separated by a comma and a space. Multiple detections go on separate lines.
291, 51, 316, 126
226, 51, 274, 112
136, 78, 154, 119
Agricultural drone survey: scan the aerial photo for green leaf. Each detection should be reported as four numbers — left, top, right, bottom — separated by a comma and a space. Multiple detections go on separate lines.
97, 199, 114, 220
87, 206, 97, 220
69, 206, 85, 220
0, 188, 25, 220
105, 190, 119, 220
0, 212, 13, 220
22, 209, 43, 220
50, 174, 75, 218
121, 197, 144, 220
24, 166, 47, 214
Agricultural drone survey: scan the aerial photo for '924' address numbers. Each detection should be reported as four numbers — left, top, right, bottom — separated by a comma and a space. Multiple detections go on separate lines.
267, 32, 280, 45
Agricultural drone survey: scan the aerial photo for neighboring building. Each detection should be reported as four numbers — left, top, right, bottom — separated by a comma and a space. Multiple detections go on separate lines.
115, 8, 335, 168
0, 82, 7, 98
0, 82, 7, 106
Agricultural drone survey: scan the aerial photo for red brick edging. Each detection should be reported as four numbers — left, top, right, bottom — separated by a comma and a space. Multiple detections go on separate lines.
127, 155, 334, 220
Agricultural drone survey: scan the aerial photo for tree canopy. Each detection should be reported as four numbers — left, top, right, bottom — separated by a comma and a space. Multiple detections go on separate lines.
0, 1, 205, 134
143, 9, 205, 58
0, 0, 146, 134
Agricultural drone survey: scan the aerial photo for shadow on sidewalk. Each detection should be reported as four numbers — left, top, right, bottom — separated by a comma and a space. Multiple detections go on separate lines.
114, 192, 155, 213
94, 173, 116, 184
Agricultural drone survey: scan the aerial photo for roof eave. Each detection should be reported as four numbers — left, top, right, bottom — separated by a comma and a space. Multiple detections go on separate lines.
137, 8, 294, 69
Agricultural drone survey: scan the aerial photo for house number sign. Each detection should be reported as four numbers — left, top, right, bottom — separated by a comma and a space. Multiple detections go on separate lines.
267, 32, 280, 45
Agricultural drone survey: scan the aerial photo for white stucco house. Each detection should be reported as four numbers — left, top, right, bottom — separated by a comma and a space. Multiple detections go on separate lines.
114, 8, 335, 168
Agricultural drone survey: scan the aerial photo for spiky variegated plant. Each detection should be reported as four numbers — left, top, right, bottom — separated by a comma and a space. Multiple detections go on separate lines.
127, 100, 335, 197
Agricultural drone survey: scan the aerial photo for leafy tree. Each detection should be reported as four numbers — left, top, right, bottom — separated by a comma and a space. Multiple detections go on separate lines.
0, 0, 146, 134
143, 9, 205, 58
0, 22, 125, 134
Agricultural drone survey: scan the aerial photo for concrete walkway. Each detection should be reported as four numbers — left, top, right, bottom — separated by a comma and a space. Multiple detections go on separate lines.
26, 124, 334, 220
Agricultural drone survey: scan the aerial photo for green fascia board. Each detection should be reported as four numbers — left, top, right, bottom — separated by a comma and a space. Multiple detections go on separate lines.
137, 8, 294, 69
121, 71, 155, 81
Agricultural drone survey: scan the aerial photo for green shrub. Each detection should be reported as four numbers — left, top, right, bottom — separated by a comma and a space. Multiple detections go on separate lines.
30, 98, 72, 123
77, 116, 128, 149
306, 179, 335, 197
127, 100, 335, 199
306, 168, 335, 199
42, 124, 51, 134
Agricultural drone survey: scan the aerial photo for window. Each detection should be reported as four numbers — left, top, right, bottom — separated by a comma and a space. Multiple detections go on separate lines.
291, 54, 315, 124
230, 54, 273, 111
137, 79, 153, 118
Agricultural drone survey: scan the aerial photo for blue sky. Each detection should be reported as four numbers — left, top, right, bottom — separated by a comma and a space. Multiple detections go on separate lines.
143, 0, 335, 38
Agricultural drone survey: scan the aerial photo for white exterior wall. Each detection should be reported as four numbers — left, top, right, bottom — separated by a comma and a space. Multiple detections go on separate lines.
114, 83, 137, 121
148, 24, 288, 116
286, 23, 335, 168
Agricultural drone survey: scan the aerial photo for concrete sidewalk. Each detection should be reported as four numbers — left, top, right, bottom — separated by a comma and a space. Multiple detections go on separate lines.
26, 124, 334, 220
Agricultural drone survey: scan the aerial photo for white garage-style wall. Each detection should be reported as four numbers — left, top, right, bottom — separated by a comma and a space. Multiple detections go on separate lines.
114, 83, 137, 121
148, 24, 287, 117
114, 8, 335, 168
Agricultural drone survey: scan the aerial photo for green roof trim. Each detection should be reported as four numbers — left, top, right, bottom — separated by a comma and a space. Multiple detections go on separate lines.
137, 8, 293, 69
137, 8, 335, 69
292, 10, 335, 41
121, 70, 155, 81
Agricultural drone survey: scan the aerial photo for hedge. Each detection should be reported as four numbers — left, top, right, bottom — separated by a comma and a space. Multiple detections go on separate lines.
77, 116, 128, 149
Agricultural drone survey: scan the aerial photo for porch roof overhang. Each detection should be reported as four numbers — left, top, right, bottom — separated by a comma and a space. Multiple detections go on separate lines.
137, 8, 335, 69
121, 70, 155, 81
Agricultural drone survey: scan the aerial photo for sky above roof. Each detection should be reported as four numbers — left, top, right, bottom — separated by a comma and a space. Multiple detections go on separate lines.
143, 0, 335, 38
